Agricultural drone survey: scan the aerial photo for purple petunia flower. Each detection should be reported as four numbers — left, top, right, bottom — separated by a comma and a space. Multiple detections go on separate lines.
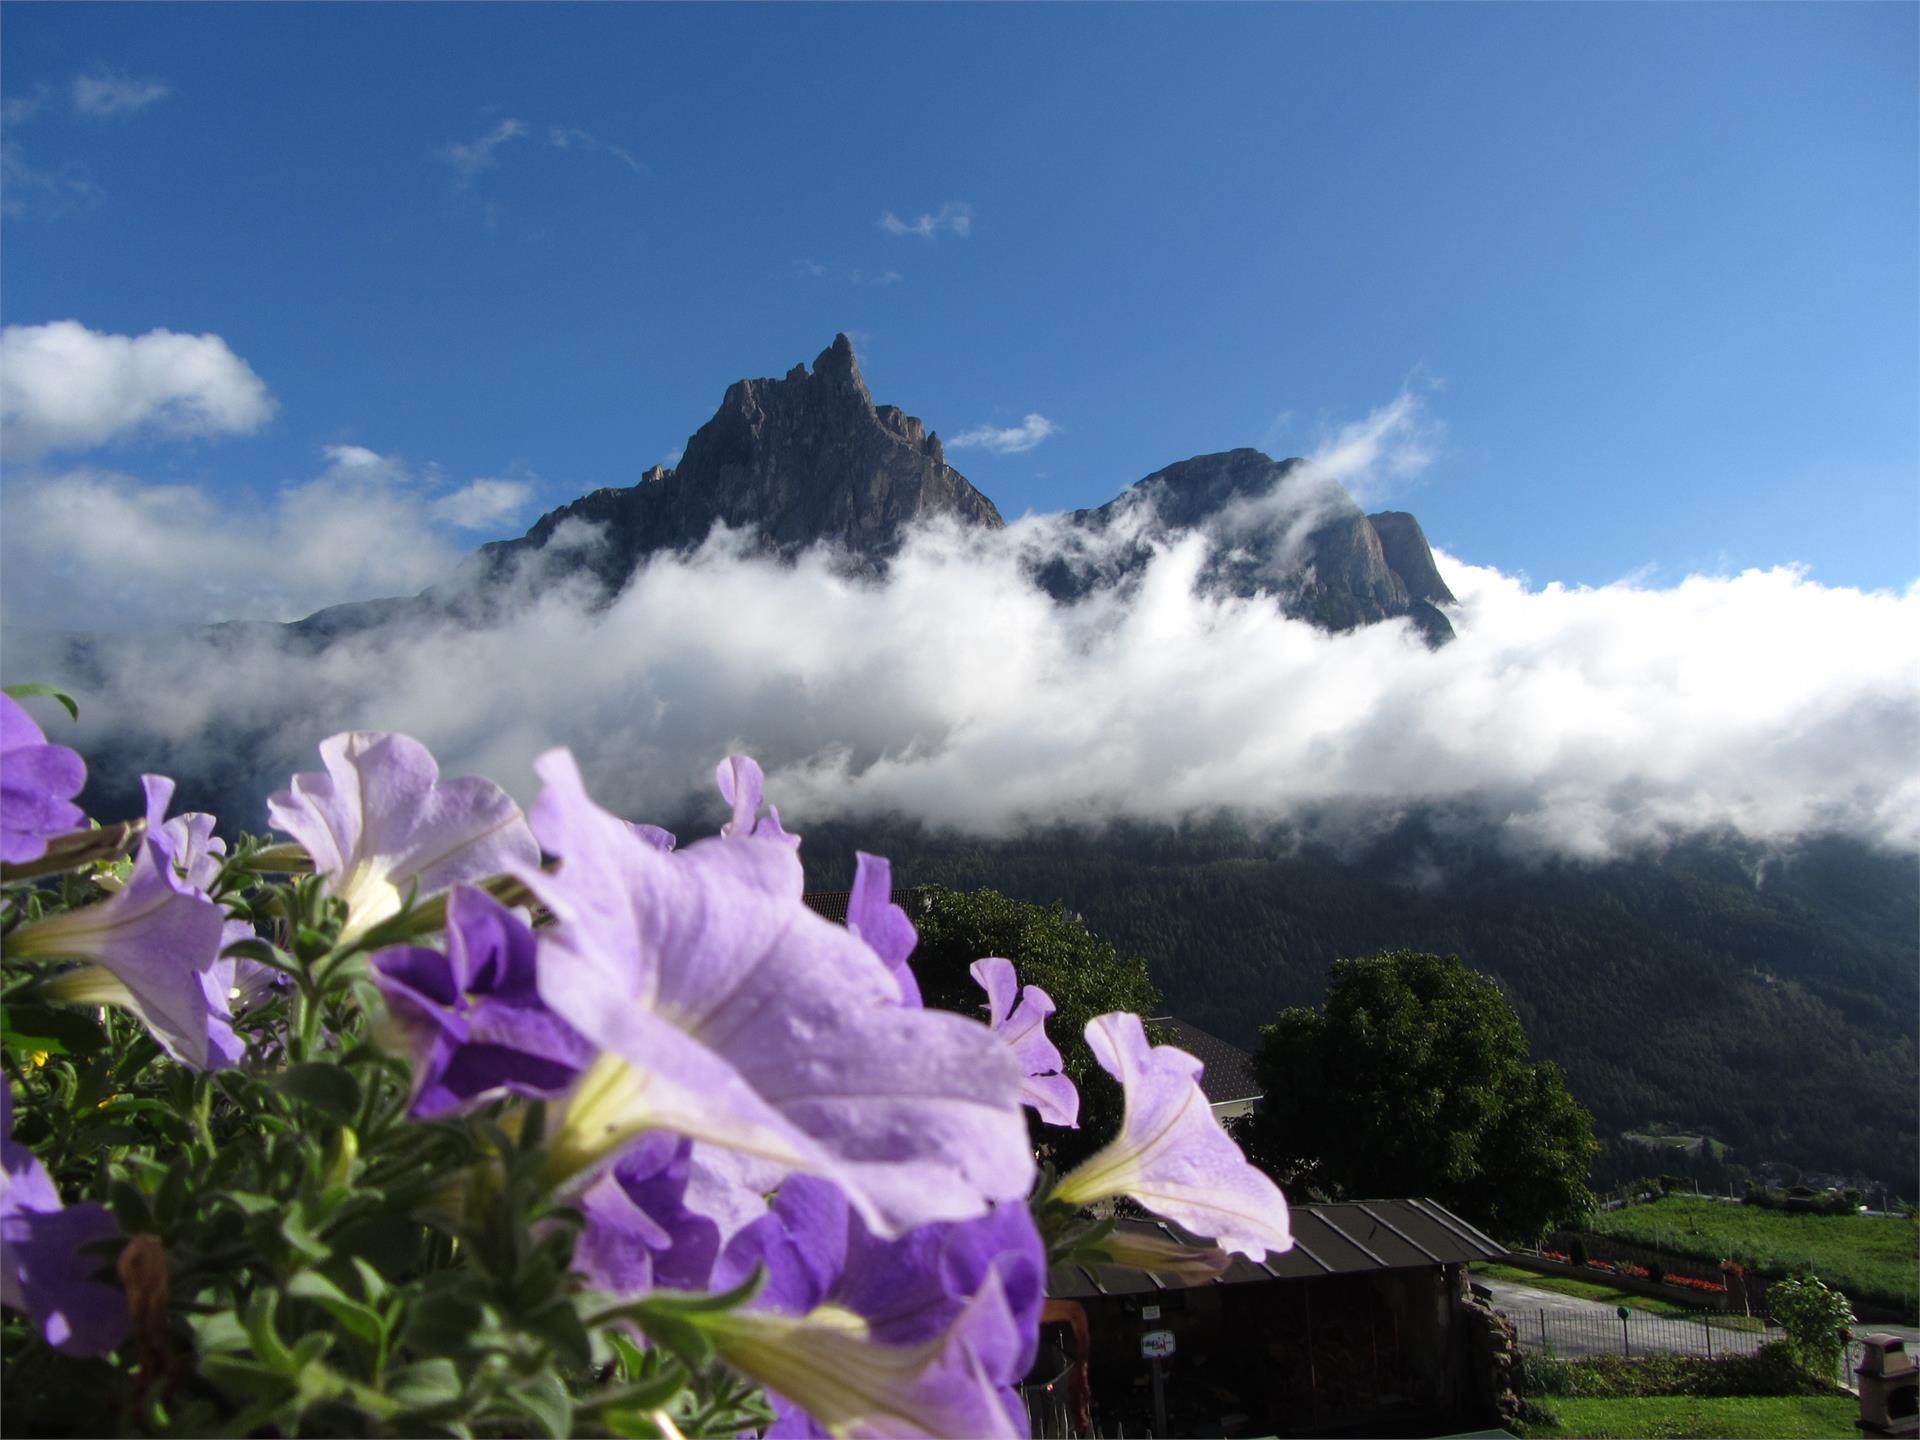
0, 694, 87, 866
518, 748, 1034, 1238
971, 957, 1078, 1128
1051, 1012, 1291, 1260
8, 839, 238, 1070
371, 885, 594, 1117
1, 1087, 125, 1357
570, 1132, 724, 1297
715, 755, 800, 848
700, 1263, 1031, 1439
849, 852, 921, 1007
267, 732, 540, 945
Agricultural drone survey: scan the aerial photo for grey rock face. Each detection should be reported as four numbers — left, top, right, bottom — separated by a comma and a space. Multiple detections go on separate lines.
1036, 448, 1456, 644
472, 335, 1003, 598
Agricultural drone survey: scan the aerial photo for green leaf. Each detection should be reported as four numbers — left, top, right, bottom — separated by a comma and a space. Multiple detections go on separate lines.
241, 1291, 297, 1373
280, 1205, 333, 1264
1, 1004, 107, 1057
217, 1191, 281, 1218
386, 1357, 463, 1409
2, 683, 78, 721
286, 1271, 385, 1347
198, 1354, 296, 1403
269, 1063, 361, 1121
523, 1296, 593, 1371
505, 1374, 571, 1440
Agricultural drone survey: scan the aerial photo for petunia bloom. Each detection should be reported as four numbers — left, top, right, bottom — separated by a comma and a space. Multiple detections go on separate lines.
849, 852, 921, 1007
267, 731, 540, 945
971, 957, 1078, 1128
0, 694, 87, 866
520, 748, 1034, 1238
1051, 1012, 1291, 1260
570, 1132, 723, 1297
1, 1087, 125, 1356
696, 1267, 1029, 1439
8, 840, 237, 1070
370, 885, 594, 1117
715, 755, 800, 848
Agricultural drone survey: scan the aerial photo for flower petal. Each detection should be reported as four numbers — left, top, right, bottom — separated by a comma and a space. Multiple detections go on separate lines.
1056, 1012, 1290, 1260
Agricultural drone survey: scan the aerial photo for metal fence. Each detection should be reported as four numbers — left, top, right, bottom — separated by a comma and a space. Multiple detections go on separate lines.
1514, 1305, 1781, 1362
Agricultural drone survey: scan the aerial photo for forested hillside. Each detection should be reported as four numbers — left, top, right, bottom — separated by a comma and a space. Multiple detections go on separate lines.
799, 816, 1918, 1191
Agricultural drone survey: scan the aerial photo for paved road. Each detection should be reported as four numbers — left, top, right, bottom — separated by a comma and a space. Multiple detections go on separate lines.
1476, 1275, 1773, 1361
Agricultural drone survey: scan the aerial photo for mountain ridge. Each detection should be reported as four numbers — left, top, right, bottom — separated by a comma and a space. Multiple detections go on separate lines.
299, 334, 1456, 644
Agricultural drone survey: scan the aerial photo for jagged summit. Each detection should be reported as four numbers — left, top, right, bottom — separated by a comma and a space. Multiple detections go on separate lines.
1038, 448, 1456, 643
471, 335, 999, 595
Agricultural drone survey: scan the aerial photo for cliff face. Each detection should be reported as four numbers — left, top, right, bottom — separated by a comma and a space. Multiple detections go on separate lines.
472, 335, 1003, 596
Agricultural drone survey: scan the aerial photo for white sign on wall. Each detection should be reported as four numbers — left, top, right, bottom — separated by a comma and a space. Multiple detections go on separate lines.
1140, 1329, 1176, 1359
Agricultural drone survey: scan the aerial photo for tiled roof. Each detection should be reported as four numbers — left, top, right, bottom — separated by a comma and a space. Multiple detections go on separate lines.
1046, 1199, 1507, 1298
1148, 1016, 1262, 1107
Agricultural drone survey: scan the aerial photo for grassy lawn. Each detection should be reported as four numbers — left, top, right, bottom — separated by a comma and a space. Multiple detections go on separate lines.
1587, 1196, 1919, 1313
1470, 1262, 1767, 1329
1519, 1393, 1857, 1438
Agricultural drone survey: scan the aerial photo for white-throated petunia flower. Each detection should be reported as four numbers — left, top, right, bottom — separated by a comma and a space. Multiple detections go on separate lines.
520, 748, 1033, 1238
695, 1266, 1028, 1439
267, 731, 540, 945
8, 839, 238, 1070
971, 956, 1078, 1128
1051, 1011, 1291, 1260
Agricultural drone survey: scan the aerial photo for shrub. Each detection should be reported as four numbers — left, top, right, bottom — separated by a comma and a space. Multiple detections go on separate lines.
1768, 1275, 1856, 1382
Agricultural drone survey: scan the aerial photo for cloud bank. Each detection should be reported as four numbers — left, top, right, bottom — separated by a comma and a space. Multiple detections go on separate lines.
0, 321, 275, 459
8, 511, 1915, 864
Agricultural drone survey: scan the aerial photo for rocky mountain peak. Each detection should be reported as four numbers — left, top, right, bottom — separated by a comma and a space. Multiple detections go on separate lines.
470, 336, 1002, 596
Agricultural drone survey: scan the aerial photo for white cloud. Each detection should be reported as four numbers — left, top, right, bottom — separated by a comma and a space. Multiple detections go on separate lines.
948, 413, 1058, 456
851, 269, 903, 287
878, 201, 973, 240
438, 118, 527, 182
0, 447, 536, 626
0, 321, 275, 459
71, 70, 172, 117
432, 476, 534, 530
11, 501, 1914, 864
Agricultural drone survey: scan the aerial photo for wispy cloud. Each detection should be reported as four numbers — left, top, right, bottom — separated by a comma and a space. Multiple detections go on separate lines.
0, 141, 104, 220
878, 201, 973, 240
0, 321, 274, 458
547, 125, 643, 175
438, 118, 527, 183
431, 476, 535, 530
794, 259, 830, 278
851, 269, 903, 287
0, 445, 532, 626
948, 413, 1058, 456
71, 69, 172, 118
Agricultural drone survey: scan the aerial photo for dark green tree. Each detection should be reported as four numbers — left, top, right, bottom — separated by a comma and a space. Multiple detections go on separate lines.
1247, 949, 1596, 1243
908, 886, 1162, 1167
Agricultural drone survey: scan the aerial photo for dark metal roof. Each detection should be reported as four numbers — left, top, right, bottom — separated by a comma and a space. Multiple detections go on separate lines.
1046, 1199, 1506, 1299
801, 889, 923, 925
1148, 1016, 1262, 1107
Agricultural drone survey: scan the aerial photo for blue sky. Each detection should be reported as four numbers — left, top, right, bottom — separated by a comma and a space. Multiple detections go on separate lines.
2, 1, 1914, 618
